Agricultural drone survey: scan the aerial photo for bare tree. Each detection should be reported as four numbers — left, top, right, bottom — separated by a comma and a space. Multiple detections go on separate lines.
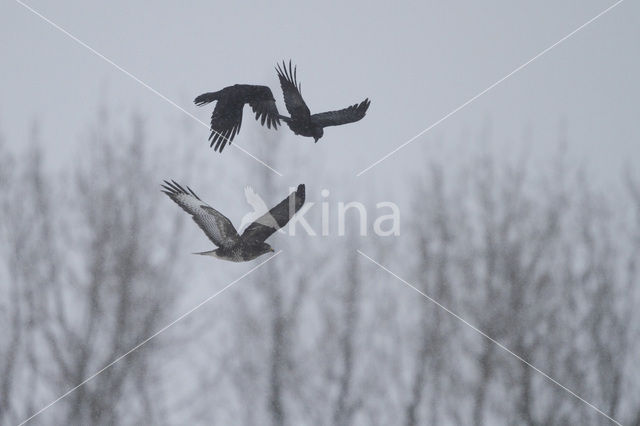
404, 164, 460, 426
4, 114, 638, 426
397, 146, 639, 425
330, 233, 364, 426
0, 131, 38, 425
0, 114, 189, 425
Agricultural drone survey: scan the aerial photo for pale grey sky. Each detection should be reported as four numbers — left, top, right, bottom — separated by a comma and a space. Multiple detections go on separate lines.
2, 4, 639, 423
1, 0, 638, 187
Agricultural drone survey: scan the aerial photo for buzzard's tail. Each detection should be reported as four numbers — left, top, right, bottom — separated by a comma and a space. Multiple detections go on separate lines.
193, 250, 218, 257
194, 91, 221, 106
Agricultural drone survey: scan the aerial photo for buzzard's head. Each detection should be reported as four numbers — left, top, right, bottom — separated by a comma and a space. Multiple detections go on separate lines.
312, 127, 324, 143
257, 242, 275, 255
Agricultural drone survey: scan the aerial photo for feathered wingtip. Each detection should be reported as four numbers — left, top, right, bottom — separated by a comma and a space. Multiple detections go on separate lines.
354, 98, 371, 115
251, 103, 280, 130
275, 59, 302, 92
294, 184, 306, 208
160, 180, 202, 201
194, 91, 220, 106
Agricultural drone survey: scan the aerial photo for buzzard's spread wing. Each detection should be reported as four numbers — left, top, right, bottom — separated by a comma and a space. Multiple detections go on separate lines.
162, 180, 240, 248
276, 61, 310, 120
311, 98, 370, 128
241, 184, 306, 243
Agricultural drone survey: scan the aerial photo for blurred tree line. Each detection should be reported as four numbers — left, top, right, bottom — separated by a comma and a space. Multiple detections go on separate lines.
0, 114, 639, 425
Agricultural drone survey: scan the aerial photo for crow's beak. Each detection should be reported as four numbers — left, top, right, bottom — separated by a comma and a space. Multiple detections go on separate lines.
313, 137, 319, 143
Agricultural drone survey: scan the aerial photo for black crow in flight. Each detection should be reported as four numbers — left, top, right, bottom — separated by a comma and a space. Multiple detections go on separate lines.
194, 85, 280, 152
162, 180, 305, 262
275, 60, 371, 142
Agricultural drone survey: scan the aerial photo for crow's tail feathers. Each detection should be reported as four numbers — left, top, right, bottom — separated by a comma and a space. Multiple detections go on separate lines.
194, 91, 221, 106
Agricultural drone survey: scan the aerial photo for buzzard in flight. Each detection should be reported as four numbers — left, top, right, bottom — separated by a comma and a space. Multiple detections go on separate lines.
276, 60, 371, 142
194, 85, 280, 152
162, 180, 305, 262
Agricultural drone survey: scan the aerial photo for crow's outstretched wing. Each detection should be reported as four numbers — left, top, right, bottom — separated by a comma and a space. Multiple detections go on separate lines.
208, 98, 242, 152
241, 184, 306, 243
247, 86, 281, 130
311, 98, 371, 128
196, 85, 280, 152
162, 180, 240, 248
276, 61, 310, 120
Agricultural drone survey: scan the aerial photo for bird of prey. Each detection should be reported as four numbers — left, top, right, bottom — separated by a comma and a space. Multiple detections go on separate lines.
275, 60, 371, 142
161, 180, 305, 262
194, 84, 281, 152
